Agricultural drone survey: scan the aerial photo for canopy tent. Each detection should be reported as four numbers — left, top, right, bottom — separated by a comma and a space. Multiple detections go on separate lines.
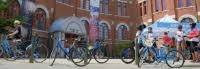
48, 16, 87, 57
48, 16, 87, 35
142, 15, 200, 37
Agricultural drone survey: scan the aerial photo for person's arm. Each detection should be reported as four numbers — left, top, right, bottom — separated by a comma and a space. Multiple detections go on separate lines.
8, 30, 19, 36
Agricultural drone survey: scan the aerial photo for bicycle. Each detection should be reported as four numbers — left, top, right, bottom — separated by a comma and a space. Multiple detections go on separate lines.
138, 39, 185, 68
0, 34, 49, 63
87, 39, 110, 64
120, 40, 135, 64
49, 35, 90, 67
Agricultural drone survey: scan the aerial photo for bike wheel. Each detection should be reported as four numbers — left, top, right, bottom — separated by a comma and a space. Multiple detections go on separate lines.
183, 49, 191, 60
49, 47, 58, 66
33, 44, 49, 63
3, 46, 17, 61
138, 49, 146, 67
0, 46, 3, 57
70, 47, 90, 67
166, 50, 185, 68
93, 46, 109, 64
120, 47, 135, 64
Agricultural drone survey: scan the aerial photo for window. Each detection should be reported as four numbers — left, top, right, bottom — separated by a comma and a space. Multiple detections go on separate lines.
178, 0, 183, 8
139, 3, 143, 16
34, 9, 46, 30
99, 23, 109, 40
117, 25, 128, 40
8, 1, 20, 18
155, 0, 159, 12
80, 0, 90, 10
186, 0, 192, 7
117, 1, 127, 16
100, 0, 109, 14
143, 1, 147, 15
162, 0, 166, 10
0, 0, 20, 19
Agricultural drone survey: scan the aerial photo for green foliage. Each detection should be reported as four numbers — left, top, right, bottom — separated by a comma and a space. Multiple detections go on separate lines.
0, 16, 26, 34
0, 0, 9, 11
113, 40, 133, 57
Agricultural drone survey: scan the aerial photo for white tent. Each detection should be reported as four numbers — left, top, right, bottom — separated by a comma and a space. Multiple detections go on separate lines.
142, 15, 181, 37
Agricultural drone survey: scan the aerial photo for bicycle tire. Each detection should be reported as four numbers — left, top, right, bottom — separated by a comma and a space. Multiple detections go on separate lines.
120, 47, 135, 64
0, 46, 4, 57
138, 49, 146, 67
49, 47, 58, 66
33, 44, 49, 63
93, 46, 109, 64
70, 47, 90, 67
166, 50, 185, 68
3, 47, 17, 61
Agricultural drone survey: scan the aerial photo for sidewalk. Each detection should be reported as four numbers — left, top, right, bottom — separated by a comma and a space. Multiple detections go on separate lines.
0, 59, 200, 69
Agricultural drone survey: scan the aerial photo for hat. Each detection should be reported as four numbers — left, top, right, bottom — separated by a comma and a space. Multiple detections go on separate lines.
14, 20, 21, 25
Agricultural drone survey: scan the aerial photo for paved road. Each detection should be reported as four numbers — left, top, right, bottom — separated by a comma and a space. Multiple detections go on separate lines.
0, 59, 200, 69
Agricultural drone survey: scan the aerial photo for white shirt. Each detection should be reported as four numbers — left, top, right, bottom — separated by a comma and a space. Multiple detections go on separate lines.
176, 30, 184, 41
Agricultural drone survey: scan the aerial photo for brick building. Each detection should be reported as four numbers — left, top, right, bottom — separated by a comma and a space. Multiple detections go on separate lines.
0, 0, 142, 57
138, 0, 200, 25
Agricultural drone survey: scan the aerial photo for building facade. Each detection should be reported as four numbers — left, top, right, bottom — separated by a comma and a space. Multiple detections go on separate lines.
0, 0, 142, 57
138, 0, 200, 25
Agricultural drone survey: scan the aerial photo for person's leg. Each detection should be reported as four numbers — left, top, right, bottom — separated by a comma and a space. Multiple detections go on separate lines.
193, 42, 199, 62
190, 41, 196, 62
176, 41, 181, 59
181, 41, 185, 51
187, 41, 195, 62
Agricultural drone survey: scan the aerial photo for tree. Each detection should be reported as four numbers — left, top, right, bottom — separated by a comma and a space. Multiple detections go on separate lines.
0, 0, 9, 10
0, 0, 25, 34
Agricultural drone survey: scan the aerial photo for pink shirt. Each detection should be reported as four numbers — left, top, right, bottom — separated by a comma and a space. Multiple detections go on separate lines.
188, 27, 199, 42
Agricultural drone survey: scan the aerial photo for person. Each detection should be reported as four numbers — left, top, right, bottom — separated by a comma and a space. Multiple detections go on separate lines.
136, 25, 145, 49
175, 25, 185, 52
162, 32, 171, 46
143, 27, 157, 63
8, 20, 22, 45
186, 23, 199, 62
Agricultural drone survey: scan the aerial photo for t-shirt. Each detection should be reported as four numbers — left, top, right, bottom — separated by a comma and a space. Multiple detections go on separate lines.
14, 27, 22, 39
188, 27, 199, 42
176, 30, 184, 42
163, 35, 171, 45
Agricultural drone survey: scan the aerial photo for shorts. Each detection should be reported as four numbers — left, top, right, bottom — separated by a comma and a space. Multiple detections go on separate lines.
186, 41, 199, 53
176, 41, 183, 46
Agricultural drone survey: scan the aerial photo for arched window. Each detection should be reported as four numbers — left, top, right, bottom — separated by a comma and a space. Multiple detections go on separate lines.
99, 23, 109, 40
8, 1, 20, 18
34, 8, 46, 30
0, 0, 20, 18
81, 20, 89, 35
117, 25, 128, 40
178, 0, 183, 8
186, 0, 192, 7
181, 18, 194, 23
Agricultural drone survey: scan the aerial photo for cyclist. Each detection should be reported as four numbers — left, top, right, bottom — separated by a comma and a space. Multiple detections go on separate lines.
8, 20, 23, 45
175, 25, 185, 52
186, 23, 199, 62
